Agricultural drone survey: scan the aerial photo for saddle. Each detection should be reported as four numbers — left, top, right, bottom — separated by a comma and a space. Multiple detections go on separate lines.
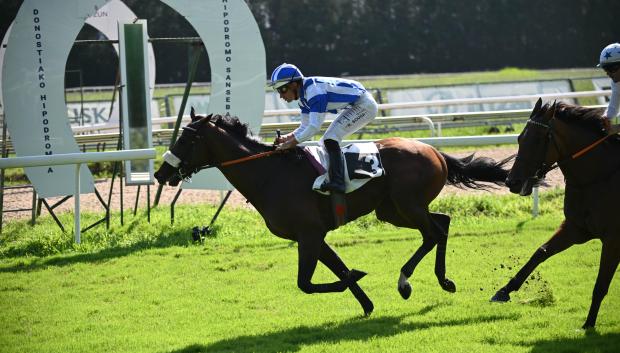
303, 142, 385, 194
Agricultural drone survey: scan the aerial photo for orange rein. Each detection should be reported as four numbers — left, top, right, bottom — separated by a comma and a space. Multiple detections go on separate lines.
571, 133, 615, 160
217, 149, 285, 168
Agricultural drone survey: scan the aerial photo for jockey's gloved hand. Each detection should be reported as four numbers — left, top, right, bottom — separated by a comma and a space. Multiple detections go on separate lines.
273, 135, 284, 146
603, 117, 611, 132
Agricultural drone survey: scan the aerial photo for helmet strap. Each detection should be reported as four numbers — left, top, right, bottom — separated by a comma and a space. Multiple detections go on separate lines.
292, 81, 300, 100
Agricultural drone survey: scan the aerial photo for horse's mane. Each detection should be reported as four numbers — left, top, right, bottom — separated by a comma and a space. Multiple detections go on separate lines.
553, 102, 607, 135
208, 114, 271, 150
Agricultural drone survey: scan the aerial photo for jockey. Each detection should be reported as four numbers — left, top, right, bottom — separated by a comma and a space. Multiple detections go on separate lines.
598, 43, 620, 128
269, 63, 378, 223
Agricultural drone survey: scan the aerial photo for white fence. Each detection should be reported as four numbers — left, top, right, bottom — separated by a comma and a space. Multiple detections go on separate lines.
63, 89, 611, 138
0, 149, 156, 243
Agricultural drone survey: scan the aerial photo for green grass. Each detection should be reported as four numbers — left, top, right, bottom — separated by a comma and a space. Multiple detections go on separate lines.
1, 190, 618, 353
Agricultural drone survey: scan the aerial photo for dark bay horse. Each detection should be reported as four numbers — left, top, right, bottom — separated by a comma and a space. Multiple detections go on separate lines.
155, 109, 512, 315
492, 98, 620, 329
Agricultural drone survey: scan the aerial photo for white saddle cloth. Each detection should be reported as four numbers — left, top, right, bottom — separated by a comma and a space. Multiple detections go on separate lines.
304, 142, 385, 195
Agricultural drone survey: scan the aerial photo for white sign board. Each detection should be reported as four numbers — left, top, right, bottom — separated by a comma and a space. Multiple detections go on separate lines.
160, 0, 266, 191
2, 0, 109, 197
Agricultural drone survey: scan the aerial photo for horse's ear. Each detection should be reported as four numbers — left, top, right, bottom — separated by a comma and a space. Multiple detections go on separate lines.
533, 98, 543, 114
545, 100, 557, 120
190, 107, 198, 122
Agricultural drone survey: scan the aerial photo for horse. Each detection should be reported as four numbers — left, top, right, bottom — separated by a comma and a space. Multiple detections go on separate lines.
155, 108, 512, 316
492, 98, 620, 329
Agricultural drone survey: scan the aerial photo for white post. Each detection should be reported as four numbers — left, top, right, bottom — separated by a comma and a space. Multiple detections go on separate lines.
532, 186, 539, 218
75, 163, 81, 244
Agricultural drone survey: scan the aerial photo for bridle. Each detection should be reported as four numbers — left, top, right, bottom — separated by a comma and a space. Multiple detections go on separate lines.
523, 116, 614, 181
165, 126, 287, 183
522, 118, 560, 181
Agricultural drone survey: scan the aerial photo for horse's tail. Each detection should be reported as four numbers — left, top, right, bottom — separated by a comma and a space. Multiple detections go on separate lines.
440, 152, 515, 190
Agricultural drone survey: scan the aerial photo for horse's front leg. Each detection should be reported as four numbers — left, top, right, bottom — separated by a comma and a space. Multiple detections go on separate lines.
491, 220, 586, 302
297, 236, 366, 294
318, 242, 373, 316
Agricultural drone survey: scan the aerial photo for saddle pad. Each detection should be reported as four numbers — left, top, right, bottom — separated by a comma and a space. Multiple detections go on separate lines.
303, 142, 385, 195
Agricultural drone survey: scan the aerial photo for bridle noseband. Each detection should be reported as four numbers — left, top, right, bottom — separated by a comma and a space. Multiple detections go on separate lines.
168, 126, 205, 183
522, 118, 559, 181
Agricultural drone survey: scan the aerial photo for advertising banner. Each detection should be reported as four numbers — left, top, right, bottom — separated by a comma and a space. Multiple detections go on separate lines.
386, 80, 574, 116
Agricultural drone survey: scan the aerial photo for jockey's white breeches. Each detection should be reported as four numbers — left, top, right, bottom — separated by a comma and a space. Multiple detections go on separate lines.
321, 91, 378, 144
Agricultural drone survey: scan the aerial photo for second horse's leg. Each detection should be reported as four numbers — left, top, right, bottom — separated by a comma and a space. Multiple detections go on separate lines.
582, 241, 620, 329
491, 220, 588, 303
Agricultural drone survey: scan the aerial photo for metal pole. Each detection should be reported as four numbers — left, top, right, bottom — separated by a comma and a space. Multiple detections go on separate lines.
532, 186, 539, 218
75, 163, 81, 244
154, 44, 202, 207
30, 190, 36, 225
0, 120, 6, 233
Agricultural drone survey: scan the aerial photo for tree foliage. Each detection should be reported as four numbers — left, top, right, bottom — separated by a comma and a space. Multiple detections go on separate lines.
0, 0, 618, 85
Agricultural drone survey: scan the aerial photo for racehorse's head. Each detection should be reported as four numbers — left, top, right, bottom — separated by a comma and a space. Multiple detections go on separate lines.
506, 98, 559, 196
154, 108, 212, 186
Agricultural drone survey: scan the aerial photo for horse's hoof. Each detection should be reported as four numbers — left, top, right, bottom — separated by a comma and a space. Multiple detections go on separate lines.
582, 321, 596, 330
363, 301, 374, 317
490, 288, 510, 302
349, 269, 367, 283
440, 278, 456, 293
398, 282, 412, 300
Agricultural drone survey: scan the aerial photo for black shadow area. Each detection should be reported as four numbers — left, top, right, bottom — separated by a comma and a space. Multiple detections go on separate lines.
167, 312, 519, 353
528, 331, 620, 353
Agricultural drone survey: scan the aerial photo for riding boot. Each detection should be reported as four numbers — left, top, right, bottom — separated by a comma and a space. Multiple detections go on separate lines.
323, 140, 346, 193
323, 139, 347, 226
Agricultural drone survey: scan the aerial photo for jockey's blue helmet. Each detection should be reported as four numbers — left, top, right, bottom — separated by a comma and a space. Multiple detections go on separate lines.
598, 43, 620, 68
269, 63, 303, 89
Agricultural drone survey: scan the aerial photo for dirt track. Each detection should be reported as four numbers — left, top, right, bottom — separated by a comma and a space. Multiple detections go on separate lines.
1, 146, 564, 222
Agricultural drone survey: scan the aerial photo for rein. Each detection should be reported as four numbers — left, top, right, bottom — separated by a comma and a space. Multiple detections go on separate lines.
527, 118, 615, 179
170, 148, 288, 183
199, 149, 286, 170
571, 133, 615, 159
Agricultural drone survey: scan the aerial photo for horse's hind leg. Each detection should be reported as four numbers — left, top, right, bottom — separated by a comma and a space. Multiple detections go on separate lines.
319, 242, 374, 316
378, 201, 450, 299
583, 240, 620, 329
398, 228, 435, 299
430, 213, 456, 293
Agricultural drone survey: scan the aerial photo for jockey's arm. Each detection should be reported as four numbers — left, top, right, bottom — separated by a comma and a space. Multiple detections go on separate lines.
605, 81, 620, 121
278, 112, 325, 150
290, 113, 310, 140
293, 112, 325, 143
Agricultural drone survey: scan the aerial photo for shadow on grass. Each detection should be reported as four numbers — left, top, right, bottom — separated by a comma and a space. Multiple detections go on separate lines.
0, 226, 195, 273
168, 312, 519, 353
528, 331, 620, 353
